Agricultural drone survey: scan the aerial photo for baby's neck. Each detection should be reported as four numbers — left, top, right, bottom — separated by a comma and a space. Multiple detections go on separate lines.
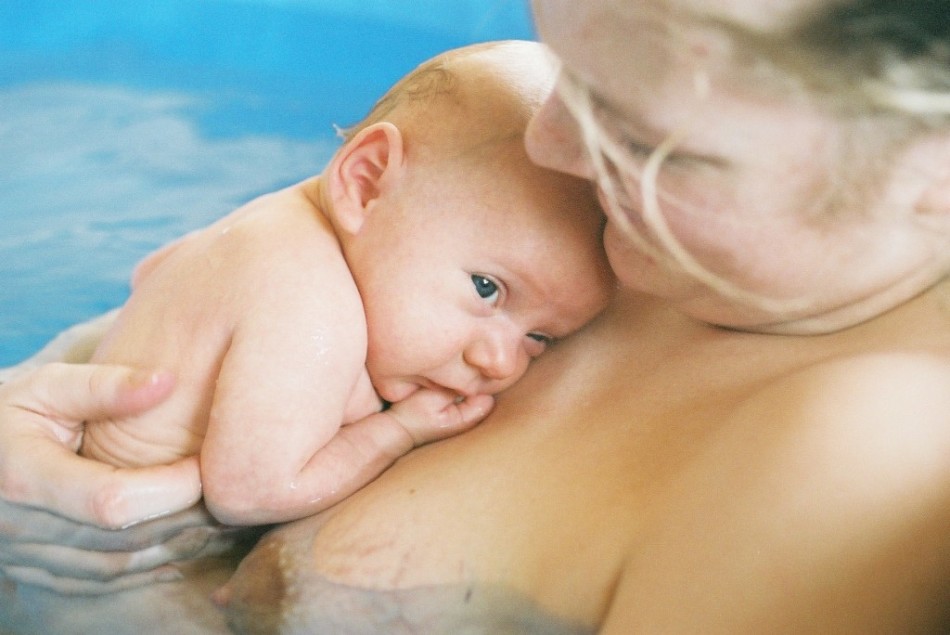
295, 174, 332, 222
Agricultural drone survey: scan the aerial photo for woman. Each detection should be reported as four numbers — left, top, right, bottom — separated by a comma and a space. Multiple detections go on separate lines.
2, 0, 948, 632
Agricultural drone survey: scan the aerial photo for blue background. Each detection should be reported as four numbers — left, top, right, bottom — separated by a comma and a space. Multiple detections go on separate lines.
0, 0, 536, 365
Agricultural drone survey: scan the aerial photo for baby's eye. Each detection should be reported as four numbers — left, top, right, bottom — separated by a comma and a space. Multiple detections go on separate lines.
471, 274, 500, 304
525, 333, 553, 358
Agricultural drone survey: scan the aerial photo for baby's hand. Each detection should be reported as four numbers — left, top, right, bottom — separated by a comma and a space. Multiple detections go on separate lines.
201, 390, 496, 521
385, 389, 494, 447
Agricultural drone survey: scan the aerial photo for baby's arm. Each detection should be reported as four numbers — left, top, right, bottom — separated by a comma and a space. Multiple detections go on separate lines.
232, 389, 493, 525
300, 388, 494, 500
200, 303, 492, 526
194, 200, 491, 525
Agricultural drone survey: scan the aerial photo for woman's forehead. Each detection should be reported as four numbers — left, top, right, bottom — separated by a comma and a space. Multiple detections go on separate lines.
534, 0, 832, 44
672, 0, 831, 30
536, 0, 823, 123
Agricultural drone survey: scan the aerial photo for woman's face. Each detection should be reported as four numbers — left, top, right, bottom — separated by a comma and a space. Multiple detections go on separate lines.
526, 0, 949, 333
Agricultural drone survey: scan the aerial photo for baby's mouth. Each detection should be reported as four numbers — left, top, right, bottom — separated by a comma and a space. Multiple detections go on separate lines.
418, 377, 475, 401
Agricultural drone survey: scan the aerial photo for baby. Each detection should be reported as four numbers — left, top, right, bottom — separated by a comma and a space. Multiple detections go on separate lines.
81, 40, 614, 526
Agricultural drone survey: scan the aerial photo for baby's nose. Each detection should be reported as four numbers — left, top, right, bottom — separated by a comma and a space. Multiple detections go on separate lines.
464, 329, 527, 384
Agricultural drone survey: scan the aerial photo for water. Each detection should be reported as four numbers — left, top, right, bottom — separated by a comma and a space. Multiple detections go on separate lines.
0, 0, 535, 366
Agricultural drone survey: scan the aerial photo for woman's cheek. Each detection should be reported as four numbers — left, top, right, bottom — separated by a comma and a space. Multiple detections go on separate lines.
602, 220, 658, 288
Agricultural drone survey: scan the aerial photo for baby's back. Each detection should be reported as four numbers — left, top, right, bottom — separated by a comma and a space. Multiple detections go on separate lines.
82, 183, 340, 469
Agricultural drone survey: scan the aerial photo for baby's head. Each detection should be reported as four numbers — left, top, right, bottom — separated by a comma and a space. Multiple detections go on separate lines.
325, 40, 614, 403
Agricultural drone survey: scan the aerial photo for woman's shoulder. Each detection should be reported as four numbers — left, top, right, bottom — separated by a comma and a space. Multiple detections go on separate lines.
599, 349, 950, 634
748, 349, 949, 436
731, 349, 950, 486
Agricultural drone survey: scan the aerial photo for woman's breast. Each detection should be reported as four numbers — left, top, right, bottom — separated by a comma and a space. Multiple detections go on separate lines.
215, 374, 671, 633
217, 492, 599, 635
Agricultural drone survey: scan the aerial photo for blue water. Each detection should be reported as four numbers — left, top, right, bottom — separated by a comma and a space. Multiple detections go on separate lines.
0, 0, 535, 366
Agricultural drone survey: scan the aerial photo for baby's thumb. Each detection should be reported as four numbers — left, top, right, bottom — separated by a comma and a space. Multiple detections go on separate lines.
454, 394, 494, 427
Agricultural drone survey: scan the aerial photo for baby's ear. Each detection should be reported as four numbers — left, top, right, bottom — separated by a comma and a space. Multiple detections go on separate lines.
327, 122, 405, 235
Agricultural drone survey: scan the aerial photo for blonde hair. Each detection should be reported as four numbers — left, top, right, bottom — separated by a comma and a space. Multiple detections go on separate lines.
337, 41, 514, 144
556, 0, 950, 315
767, 0, 950, 121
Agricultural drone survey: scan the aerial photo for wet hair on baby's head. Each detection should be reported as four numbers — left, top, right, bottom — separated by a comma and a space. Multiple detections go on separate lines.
336, 56, 457, 143
335, 40, 556, 155
336, 41, 527, 143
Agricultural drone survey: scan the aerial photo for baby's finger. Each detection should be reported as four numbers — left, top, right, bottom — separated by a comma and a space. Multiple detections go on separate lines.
453, 394, 494, 426
412, 394, 495, 444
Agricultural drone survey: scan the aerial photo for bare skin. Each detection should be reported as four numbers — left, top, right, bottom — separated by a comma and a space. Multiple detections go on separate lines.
1, 281, 947, 634
79, 41, 612, 527
3, 0, 950, 631
218, 280, 950, 633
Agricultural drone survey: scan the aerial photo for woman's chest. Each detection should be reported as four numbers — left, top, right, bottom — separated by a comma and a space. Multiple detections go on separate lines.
304, 349, 765, 625
261, 297, 844, 624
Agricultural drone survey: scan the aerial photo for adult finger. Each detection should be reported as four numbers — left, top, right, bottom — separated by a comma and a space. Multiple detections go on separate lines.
0, 363, 203, 527
7, 452, 202, 529
14, 362, 176, 425
2, 564, 182, 596
0, 501, 215, 550
0, 527, 234, 582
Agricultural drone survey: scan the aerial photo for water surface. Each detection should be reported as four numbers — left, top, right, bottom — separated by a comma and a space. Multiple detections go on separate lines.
0, 0, 534, 366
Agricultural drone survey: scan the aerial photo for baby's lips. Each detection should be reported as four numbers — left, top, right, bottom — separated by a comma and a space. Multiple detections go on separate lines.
421, 376, 480, 400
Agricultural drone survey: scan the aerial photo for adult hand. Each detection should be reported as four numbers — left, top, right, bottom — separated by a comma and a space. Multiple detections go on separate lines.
0, 362, 211, 594
0, 503, 238, 595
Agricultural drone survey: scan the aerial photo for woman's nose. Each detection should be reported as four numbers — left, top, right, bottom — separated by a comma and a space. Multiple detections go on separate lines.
464, 329, 526, 384
525, 90, 595, 180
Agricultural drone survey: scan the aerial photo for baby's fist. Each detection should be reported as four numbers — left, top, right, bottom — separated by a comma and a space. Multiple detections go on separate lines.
386, 389, 494, 446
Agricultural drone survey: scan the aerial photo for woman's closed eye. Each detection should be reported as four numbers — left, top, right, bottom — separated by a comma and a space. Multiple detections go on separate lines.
619, 136, 655, 160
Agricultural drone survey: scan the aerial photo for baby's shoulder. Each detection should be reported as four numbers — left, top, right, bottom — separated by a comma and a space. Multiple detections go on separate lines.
192, 193, 347, 285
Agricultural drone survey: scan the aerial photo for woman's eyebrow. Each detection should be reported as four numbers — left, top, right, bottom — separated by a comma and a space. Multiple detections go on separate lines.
561, 67, 728, 167
589, 88, 658, 134
590, 92, 730, 168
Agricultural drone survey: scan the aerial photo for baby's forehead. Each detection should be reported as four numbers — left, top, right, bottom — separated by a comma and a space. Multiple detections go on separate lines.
496, 234, 609, 303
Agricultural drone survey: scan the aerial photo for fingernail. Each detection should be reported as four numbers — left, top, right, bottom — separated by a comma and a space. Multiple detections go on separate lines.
128, 369, 164, 388
174, 526, 216, 553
